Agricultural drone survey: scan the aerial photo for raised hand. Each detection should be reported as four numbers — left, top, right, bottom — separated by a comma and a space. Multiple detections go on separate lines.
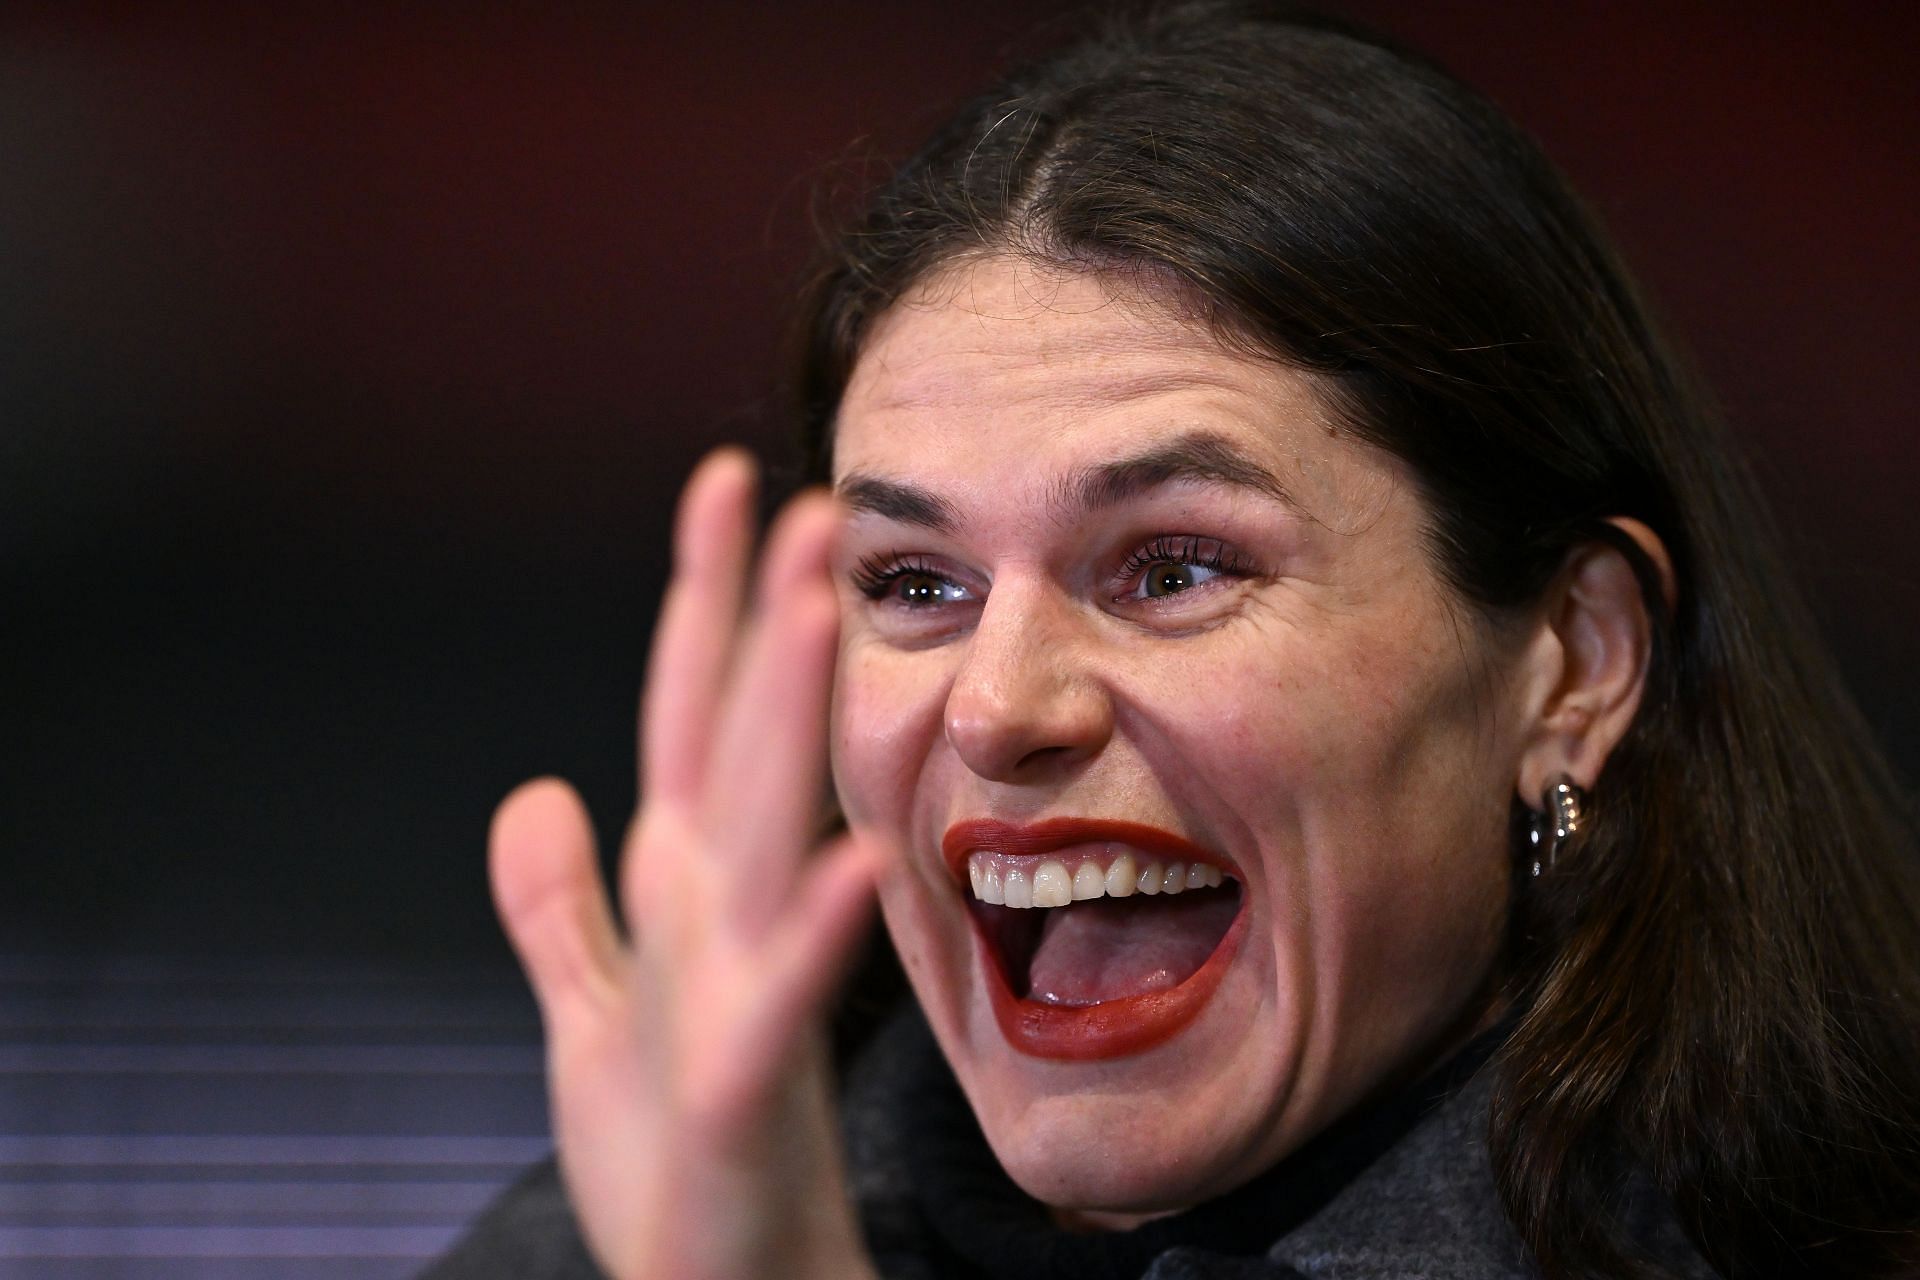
488, 449, 881, 1280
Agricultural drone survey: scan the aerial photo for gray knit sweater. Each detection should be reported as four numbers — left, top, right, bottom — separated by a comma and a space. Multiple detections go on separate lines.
419, 1007, 1714, 1280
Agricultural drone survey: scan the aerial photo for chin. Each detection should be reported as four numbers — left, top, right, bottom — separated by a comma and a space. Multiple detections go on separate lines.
983, 1091, 1256, 1215
938, 932, 1310, 1217
872, 821, 1361, 1221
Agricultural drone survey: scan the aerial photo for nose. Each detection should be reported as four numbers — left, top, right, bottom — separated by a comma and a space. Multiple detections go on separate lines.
943, 581, 1115, 782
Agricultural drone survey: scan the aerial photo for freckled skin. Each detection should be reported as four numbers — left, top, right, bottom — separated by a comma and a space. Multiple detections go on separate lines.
828, 256, 1527, 1225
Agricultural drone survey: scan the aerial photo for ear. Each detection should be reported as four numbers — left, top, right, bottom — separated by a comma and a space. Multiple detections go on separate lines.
1515, 517, 1675, 808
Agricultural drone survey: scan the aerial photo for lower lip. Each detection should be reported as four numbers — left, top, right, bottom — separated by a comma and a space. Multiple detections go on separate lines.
975, 904, 1247, 1060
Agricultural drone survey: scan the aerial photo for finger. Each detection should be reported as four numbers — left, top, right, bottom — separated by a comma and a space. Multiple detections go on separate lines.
490, 777, 623, 1026
701, 491, 843, 923
700, 834, 882, 1130
761, 834, 885, 1030
640, 447, 757, 810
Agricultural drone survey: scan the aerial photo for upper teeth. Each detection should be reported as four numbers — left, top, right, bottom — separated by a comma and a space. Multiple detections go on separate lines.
967, 851, 1226, 907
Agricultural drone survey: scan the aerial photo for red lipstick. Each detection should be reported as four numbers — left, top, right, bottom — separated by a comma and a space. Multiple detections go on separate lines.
940, 818, 1246, 1061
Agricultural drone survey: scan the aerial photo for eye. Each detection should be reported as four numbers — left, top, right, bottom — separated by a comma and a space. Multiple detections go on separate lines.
1138, 561, 1218, 598
1117, 536, 1249, 603
888, 571, 966, 606
851, 554, 973, 608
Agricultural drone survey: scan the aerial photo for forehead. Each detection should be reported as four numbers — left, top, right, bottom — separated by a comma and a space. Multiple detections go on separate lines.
844, 257, 1321, 421
833, 255, 1381, 519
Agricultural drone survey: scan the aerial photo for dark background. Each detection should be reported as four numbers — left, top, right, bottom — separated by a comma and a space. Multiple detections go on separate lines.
8, 1, 1918, 965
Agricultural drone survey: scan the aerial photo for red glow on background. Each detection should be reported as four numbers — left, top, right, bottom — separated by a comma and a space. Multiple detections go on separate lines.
5, 1, 1914, 957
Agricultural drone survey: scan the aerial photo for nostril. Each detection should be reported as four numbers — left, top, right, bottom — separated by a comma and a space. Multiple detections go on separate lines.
1014, 742, 1082, 772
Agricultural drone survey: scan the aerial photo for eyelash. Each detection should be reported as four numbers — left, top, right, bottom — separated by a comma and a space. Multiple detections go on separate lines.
850, 553, 947, 600
1115, 536, 1250, 590
850, 537, 1253, 604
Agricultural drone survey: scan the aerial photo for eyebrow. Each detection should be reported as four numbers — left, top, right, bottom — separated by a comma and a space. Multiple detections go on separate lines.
836, 473, 965, 533
835, 430, 1296, 533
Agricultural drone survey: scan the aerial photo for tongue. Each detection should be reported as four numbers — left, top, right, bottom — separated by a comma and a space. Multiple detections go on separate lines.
1025, 889, 1239, 1006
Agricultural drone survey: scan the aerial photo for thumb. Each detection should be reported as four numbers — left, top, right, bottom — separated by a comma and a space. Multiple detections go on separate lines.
490, 777, 623, 1024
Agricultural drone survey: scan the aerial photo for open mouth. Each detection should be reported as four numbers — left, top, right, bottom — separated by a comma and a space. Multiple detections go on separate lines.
944, 819, 1247, 1060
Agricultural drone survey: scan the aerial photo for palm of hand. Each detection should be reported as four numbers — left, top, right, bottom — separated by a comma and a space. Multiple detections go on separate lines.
488, 452, 882, 1280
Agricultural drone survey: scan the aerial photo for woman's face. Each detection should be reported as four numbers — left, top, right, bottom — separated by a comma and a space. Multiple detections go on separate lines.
829, 255, 1526, 1220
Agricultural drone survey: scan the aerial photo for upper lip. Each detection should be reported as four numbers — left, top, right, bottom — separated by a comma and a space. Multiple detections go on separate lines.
939, 817, 1237, 885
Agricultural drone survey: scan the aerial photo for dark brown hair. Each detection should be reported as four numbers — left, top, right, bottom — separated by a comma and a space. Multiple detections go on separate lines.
788, 4, 1920, 1275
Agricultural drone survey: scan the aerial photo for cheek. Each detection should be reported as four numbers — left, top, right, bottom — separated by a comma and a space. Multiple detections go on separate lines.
830, 642, 949, 829
1140, 611, 1509, 1008
1117, 619, 1380, 824
1276, 631, 1512, 1048
835, 641, 980, 1040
